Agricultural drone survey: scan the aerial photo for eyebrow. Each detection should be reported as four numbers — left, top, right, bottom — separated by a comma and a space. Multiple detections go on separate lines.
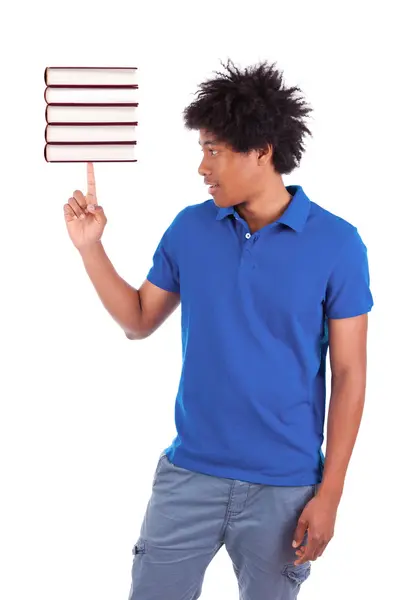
198, 139, 220, 147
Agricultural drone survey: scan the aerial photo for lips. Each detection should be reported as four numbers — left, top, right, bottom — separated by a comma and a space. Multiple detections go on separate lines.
205, 180, 219, 195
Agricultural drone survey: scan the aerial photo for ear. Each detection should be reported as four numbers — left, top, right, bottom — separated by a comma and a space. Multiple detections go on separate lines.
257, 144, 273, 165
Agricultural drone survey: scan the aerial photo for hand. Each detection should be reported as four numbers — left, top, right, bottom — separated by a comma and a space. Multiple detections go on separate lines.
292, 493, 337, 565
64, 162, 107, 251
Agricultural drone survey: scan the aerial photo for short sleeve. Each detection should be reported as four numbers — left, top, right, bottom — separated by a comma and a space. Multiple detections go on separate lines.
325, 228, 374, 319
146, 220, 180, 294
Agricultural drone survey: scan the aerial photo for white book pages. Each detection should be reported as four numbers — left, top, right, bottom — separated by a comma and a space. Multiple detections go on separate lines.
46, 87, 139, 104
46, 105, 138, 123
46, 125, 137, 142
45, 144, 137, 162
45, 67, 138, 86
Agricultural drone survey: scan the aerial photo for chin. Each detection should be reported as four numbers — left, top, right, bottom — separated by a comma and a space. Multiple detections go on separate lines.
213, 194, 232, 208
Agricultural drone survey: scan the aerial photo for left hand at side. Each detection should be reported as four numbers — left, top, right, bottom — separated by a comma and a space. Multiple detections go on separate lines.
292, 493, 338, 565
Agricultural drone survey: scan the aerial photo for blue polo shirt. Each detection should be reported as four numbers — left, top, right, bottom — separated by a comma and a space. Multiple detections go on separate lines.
147, 185, 374, 486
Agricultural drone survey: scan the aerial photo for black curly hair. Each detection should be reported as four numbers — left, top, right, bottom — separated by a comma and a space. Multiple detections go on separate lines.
183, 59, 313, 175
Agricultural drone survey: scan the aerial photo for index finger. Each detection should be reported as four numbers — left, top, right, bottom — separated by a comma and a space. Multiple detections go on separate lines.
86, 162, 97, 204
294, 539, 316, 565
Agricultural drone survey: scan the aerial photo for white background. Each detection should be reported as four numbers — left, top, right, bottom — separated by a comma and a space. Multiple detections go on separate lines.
1, 1, 398, 599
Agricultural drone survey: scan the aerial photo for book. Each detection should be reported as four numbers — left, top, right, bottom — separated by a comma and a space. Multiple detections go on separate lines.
46, 104, 139, 124
44, 142, 137, 162
45, 124, 137, 143
44, 67, 139, 162
44, 66, 138, 87
45, 87, 139, 104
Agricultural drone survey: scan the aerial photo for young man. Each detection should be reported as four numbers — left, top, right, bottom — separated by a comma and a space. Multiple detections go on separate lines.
64, 59, 373, 600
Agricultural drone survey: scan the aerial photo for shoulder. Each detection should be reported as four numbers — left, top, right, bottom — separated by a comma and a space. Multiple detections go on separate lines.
167, 199, 216, 235
309, 201, 356, 235
173, 199, 216, 222
158, 200, 216, 258
308, 201, 364, 250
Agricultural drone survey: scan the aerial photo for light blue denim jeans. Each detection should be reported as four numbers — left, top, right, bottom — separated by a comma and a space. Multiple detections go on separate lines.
128, 453, 317, 600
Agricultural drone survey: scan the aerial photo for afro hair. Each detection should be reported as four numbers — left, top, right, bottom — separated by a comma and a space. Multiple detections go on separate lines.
183, 59, 313, 175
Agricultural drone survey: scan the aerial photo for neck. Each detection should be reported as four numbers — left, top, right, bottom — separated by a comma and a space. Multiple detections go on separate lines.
236, 175, 292, 233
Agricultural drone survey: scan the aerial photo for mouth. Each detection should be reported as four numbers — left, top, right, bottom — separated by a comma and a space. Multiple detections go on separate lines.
206, 182, 219, 195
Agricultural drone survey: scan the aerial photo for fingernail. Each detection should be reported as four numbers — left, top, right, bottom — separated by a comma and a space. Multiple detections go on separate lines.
87, 204, 94, 211
292, 541, 297, 547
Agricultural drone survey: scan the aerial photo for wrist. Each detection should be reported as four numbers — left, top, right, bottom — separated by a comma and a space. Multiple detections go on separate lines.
316, 480, 343, 507
78, 241, 103, 259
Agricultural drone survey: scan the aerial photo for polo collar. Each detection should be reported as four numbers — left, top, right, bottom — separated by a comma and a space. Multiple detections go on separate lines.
215, 185, 311, 233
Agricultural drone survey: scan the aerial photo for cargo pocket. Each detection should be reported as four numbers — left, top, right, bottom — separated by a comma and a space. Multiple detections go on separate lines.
282, 561, 311, 587
132, 538, 146, 556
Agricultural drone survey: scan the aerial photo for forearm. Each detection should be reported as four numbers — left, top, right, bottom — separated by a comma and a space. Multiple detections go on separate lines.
79, 242, 144, 338
318, 370, 366, 505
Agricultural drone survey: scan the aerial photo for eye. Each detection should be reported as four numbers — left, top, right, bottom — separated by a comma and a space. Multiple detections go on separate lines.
200, 147, 219, 156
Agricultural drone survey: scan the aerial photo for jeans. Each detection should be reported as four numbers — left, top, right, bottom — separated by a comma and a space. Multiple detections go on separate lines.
128, 453, 317, 600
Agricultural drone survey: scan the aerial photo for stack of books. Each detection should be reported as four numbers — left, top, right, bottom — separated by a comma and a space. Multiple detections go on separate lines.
44, 66, 139, 163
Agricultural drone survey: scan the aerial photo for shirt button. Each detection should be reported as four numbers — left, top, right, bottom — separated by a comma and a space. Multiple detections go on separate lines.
245, 233, 251, 239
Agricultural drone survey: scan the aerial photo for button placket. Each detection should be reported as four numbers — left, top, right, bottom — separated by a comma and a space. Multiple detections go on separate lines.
242, 232, 253, 265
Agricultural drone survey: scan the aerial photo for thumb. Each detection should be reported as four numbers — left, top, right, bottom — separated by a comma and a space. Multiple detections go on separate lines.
87, 203, 106, 224
292, 515, 308, 548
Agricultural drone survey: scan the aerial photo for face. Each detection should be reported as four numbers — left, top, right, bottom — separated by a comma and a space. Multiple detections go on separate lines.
198, 129, 271, 208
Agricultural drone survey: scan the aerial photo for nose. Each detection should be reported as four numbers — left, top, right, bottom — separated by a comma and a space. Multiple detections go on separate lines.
198, 155, 211, 177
